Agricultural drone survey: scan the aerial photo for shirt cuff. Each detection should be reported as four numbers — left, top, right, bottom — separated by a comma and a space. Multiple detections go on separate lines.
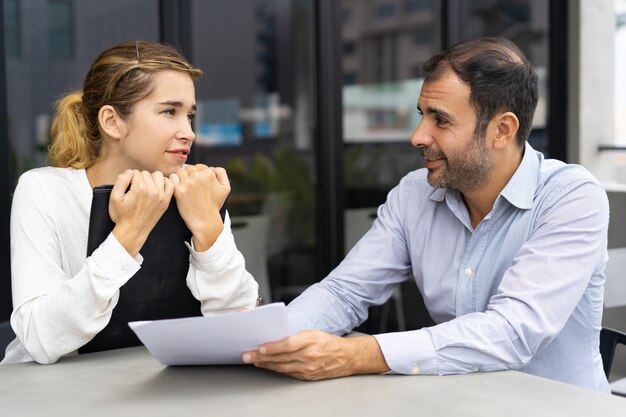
374, 329, 439, 375
89, 233, 142, 288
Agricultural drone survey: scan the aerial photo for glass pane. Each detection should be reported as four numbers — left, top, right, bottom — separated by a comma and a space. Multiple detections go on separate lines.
455, 0, 550, 154
3, 0, 20, 58
340, 0, 549, 333
341, 0, 440, 333
189, 0, 318, 304
48, 1, 74, 60
7, 0, 159, 186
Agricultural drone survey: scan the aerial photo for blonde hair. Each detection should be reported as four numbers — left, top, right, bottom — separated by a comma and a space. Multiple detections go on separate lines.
48, 41, 203, 168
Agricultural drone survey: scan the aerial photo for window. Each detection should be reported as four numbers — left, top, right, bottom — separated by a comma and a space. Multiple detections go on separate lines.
48, 0, 73, 60
343, 72, 357, 85
406, 0, 432, 13
3, 0, 20, 58
376, 3, 395, 18
413, 30, 430, 45
616, 0, 626, 143
343, 41, 357, 55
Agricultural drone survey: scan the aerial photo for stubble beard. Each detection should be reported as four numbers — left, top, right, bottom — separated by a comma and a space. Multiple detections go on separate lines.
420, 133, 493, 193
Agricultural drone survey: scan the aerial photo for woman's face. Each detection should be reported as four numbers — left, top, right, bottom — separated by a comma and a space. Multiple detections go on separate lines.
117, 70, 197, 176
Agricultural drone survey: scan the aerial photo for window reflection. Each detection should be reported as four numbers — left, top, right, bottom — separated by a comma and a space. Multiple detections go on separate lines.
5, 0, 159, 187
188, 0, 318, 303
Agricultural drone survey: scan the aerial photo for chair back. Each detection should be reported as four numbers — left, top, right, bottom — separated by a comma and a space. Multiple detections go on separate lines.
231, 215, 271, 304
0, 321, 15, 362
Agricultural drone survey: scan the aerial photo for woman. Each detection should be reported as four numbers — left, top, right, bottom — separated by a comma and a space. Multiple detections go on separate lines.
2, 41, 259, 364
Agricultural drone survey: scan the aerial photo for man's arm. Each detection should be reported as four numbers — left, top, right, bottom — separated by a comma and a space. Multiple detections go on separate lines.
243, 331, 389, 380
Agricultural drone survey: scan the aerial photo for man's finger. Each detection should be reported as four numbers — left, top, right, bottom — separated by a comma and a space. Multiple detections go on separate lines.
259, 333, 311, 355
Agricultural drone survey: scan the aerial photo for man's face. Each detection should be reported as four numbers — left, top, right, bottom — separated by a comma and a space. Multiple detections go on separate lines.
410, 69, 493, 193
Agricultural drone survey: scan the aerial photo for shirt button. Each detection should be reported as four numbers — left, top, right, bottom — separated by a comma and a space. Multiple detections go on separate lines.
464, 267, 472, 277
411, 365, 420, 375
122, 267, 128, 273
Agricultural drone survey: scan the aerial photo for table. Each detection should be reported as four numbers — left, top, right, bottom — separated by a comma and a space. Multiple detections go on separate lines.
1, 346, 625, 416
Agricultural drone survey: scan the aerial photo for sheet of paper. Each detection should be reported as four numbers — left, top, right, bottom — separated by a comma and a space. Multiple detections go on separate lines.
128, 302, 289, 366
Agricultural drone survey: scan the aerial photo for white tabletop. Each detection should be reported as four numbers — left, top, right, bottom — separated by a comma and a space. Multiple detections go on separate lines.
1, 346, 625, 416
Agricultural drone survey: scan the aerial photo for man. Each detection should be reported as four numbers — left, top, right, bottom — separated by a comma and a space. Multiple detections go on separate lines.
243, 38, 610, 392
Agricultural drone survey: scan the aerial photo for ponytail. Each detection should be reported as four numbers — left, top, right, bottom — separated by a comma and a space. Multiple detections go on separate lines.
48, 91, 99, 168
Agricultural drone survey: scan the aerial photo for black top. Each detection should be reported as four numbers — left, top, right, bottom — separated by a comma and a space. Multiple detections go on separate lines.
79, 185, 225, 354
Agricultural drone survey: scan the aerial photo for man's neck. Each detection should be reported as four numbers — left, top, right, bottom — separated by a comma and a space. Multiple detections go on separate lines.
462, 148, 524, 229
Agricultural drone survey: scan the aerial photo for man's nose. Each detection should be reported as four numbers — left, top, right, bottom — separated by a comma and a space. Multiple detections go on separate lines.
410, 121, 432, 148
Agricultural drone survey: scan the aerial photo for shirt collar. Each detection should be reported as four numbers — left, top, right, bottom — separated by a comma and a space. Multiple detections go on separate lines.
499, 141, 540, 210
427, 141, 539, 209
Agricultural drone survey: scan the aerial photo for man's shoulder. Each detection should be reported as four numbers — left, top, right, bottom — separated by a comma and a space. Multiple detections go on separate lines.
538, 159, 603, 192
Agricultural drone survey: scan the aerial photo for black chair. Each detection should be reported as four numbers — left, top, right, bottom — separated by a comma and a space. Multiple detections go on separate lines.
0, 321, 16, 362
600, 327, 626, 395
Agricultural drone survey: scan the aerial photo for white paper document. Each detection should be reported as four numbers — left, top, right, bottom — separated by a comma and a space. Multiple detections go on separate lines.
128, 302, 289, 366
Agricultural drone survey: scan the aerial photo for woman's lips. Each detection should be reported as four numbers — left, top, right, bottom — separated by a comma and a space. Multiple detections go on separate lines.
166, 150, 189, 161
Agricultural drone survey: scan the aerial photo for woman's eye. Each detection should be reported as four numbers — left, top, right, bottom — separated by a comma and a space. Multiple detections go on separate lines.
188, 113, 196, 122
163, 109, 176, 116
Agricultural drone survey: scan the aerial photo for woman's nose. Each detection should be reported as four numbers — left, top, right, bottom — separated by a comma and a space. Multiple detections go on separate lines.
177, 120, 196, 142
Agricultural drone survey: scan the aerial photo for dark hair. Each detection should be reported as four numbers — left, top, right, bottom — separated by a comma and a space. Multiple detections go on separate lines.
49, 41, 203, 168
422, 37, 538, 148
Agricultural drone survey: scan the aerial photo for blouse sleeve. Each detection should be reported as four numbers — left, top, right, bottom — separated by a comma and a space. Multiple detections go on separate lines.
185, 211, 259, 315
9, 172, 142, 364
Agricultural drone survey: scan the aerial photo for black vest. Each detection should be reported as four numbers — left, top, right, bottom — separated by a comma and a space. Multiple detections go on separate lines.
79, 185, 221, 354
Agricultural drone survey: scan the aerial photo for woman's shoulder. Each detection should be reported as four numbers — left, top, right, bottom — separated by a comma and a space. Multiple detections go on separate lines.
15, 167, 89, 200
17, 166, 85, 187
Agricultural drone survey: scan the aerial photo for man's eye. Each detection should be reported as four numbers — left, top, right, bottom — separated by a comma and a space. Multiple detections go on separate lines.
436, 117, 448, 126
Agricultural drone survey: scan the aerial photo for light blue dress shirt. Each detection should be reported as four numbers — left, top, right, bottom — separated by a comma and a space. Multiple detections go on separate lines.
288, 143, 610, 392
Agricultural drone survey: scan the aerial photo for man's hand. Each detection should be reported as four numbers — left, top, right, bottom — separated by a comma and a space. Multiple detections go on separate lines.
242, 330, 390, 381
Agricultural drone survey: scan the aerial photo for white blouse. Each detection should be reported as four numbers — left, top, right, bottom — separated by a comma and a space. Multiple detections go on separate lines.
3, 167, 258, 364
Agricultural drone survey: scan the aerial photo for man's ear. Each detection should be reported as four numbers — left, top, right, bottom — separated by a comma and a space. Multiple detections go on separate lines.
492, 111, 519, 150
98, 105, 126, 140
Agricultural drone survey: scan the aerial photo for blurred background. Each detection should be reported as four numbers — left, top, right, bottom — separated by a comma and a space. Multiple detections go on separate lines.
0, 0, 624, 379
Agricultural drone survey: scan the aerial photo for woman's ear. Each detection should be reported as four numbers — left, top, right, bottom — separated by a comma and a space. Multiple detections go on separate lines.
98, 105, 126, 140
493, 111, 520, 150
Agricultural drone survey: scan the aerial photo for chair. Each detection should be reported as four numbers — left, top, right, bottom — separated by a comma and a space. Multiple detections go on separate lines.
344, 208, 406, 332
231, 215, 272, 304
602, 247, 626, 395
600, 327, 626, 396
0, 321, 16, 362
